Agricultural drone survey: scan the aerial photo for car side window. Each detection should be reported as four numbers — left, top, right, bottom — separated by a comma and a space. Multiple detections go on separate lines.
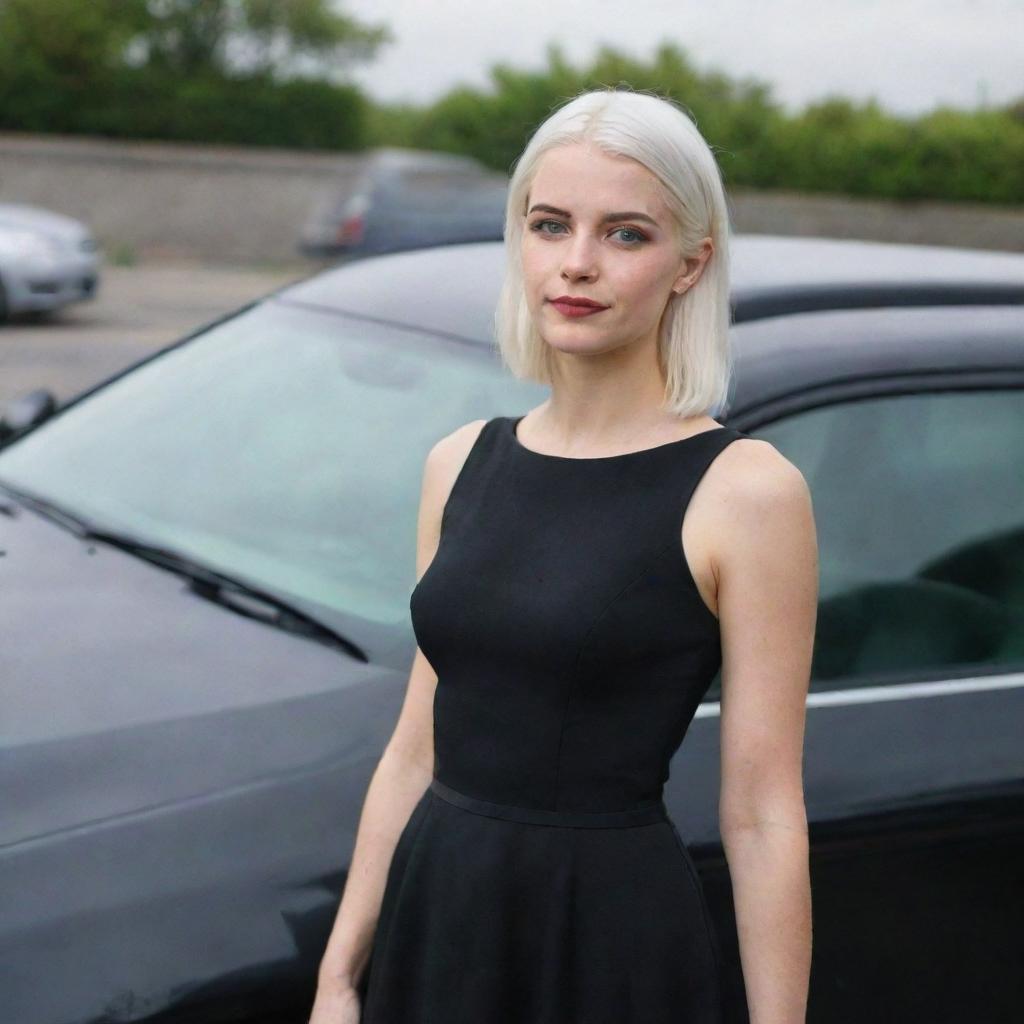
753, 388, 1024, 691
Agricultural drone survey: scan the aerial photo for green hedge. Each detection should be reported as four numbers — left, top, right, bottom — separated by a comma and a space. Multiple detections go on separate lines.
368, 44, 1024, 206
0, 65, 368, 149
2, 36, 1021, 204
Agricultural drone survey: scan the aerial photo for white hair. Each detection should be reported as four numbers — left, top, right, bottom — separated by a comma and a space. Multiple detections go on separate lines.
494, 87, 735, 417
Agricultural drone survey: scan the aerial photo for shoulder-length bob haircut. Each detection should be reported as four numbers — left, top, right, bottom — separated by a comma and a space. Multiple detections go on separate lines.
495, 87, 735, 418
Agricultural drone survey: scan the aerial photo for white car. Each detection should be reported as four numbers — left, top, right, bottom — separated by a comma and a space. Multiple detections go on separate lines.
0, 203, 101, 322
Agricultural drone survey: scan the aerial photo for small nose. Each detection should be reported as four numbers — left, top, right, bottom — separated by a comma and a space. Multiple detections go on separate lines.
560, 233, 598, 282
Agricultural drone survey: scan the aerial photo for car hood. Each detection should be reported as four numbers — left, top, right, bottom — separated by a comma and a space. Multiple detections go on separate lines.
0, 498, 406, 849
0, 202, 90, 244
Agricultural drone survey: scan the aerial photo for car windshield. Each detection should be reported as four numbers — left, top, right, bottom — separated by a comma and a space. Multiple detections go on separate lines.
0, 299, 532, 625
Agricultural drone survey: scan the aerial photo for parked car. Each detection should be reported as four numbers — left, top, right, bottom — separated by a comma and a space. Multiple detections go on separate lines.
297, 146, 507, 261
0, 202, 101, 322
1, 235, 1022, 1024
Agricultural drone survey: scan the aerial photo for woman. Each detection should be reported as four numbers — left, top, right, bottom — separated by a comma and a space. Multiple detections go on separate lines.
309, 87, 818, 1023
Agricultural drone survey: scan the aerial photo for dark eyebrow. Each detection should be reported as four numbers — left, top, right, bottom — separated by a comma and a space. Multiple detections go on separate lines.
527, 203, 659, 227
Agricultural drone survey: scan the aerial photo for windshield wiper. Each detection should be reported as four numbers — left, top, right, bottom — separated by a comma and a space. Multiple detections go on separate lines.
85, 528, 368, 661
0, 482, 367, 661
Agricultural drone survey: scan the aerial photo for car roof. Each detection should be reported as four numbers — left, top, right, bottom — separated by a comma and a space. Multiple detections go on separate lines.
276, 234, 1024, 346
727, 304, 1023, 422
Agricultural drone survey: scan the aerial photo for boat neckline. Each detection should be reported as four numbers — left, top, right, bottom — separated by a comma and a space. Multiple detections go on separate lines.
507, 415, 732, 462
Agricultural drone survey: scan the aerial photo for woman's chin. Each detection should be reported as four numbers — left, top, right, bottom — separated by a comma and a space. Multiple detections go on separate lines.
542, 336, 625, 359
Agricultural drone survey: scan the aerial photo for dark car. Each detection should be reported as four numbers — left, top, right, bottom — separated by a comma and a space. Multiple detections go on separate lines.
297, 146, 507, 261
1, 235, 1023, 1024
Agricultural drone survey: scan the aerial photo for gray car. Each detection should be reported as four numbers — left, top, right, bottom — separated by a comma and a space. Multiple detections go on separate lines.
0, 202, 101, 322
298, 146, 508, 261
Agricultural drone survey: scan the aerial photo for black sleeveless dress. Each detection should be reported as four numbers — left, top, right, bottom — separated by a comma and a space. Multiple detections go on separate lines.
357, 414, 746, 1023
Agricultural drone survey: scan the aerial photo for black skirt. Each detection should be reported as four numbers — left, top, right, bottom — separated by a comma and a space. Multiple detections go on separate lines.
357, 779, 725, 1023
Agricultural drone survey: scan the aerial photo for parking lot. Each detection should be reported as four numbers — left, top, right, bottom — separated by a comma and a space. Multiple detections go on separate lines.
0, 261, 309, 406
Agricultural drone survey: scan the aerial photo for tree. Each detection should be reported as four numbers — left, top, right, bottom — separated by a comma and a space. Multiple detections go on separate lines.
0, 0, 382, 143
137, 0, 391, 80
0, 0, 150, 130
0, 0, 149, 83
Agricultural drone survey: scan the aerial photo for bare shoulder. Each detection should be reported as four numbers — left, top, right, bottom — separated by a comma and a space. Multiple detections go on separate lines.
682, 436, 812, 616
425, 418, 490, 483
707, 436, 816, 565
714, 436, 811, 510
420, 418, 490, 524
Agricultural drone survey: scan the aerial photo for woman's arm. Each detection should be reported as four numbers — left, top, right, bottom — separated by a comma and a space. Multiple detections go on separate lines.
311, 419, 488, 1009
314, 649, 438, 997
714, 439, 819, 1024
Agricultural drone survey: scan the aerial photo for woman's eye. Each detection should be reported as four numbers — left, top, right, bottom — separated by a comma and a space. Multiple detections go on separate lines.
529, 219, 566, 236
612, 226, 647, 244
527, 220, 647, 244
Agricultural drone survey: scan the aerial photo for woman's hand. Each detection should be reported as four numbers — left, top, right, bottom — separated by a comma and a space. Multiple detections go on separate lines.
308, 976, 362, 1024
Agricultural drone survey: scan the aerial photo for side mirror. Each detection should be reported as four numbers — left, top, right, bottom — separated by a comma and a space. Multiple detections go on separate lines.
0, 388, 58, 445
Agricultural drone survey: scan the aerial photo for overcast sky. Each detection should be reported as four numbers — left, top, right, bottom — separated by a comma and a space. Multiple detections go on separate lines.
339, 0, 1023, 116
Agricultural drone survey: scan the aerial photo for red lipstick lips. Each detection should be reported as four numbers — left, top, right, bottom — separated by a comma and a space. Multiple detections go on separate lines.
548, 295, 609, 318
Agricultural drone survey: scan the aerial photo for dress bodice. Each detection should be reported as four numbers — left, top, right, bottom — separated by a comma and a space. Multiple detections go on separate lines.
409, 415, 745, 812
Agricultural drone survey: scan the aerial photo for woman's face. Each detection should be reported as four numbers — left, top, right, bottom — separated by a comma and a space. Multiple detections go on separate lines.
520, 141, 705, 359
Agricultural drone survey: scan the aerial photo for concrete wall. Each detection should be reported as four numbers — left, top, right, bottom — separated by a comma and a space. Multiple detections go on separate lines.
0, 132, 361, 266
1, 131, 1022, 265
728, 188, 1024, 254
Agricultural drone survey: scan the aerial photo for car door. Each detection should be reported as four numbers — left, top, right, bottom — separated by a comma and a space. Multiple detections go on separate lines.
746, 382, 1024, 1024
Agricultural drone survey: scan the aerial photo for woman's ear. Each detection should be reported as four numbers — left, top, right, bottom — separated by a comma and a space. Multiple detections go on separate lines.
674, 236, 714, 294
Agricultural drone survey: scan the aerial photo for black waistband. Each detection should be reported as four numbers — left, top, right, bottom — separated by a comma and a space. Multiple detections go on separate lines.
428, 777, 669, 829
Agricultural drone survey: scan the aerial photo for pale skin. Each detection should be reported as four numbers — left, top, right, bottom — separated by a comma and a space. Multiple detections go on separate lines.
310, 140, 817, 1024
